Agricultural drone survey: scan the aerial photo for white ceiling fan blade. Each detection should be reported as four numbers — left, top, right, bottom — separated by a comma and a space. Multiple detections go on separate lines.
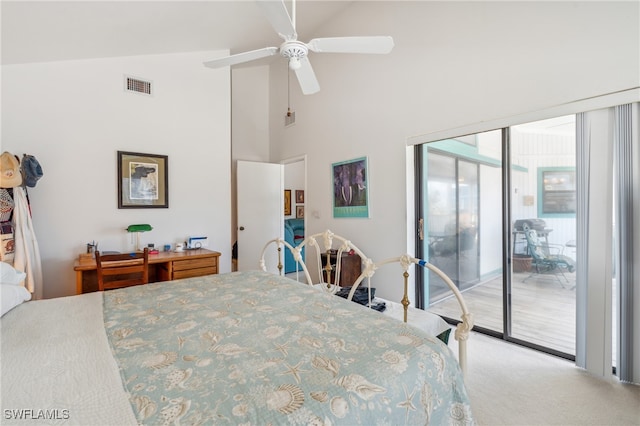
256, 0, 296, 40
307, 36, 394, 54
294, 56, 320, 95
203, 47, 279, 68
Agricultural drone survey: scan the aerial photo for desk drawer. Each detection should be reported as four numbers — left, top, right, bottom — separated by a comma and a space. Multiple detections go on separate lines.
172, 257, 218, 280
173, 266, 217, 280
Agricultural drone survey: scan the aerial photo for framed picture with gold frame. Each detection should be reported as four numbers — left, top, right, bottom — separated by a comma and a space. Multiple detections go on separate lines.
284, 189, 292, 215
117, 151, 168, 208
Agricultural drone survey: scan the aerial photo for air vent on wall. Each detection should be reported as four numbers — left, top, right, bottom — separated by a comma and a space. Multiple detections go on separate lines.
124, 75, 152, 96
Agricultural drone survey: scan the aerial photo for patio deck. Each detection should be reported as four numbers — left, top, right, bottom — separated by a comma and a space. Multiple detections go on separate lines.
427, 270, 577, 355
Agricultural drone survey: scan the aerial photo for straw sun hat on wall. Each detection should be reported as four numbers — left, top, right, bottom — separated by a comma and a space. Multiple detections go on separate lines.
0, 152, 23, 188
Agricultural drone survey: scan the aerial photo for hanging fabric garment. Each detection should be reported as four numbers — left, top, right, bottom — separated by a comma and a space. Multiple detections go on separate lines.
12, 187, 42, 299
0, 153, 20, 263
0, 189, 14, 222
0, 189, 16, 263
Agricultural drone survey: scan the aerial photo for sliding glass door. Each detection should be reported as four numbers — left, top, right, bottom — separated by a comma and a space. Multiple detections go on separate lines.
509, 116, 577, 355
416, 118, 578, 358
417, 130, 503, 332
424, 153, 480, 302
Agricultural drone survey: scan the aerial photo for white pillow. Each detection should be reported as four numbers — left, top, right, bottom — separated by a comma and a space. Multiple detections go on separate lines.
1, 283, 31, 317
0, 261, 26, 285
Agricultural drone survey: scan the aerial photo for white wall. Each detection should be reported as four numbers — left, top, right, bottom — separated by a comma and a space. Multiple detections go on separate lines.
265, 1, 639, 301
2, 50, 232, 298
231, 65, 271, 245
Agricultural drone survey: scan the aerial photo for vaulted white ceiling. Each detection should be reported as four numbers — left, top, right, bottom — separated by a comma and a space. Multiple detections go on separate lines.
1, 1, 353, 65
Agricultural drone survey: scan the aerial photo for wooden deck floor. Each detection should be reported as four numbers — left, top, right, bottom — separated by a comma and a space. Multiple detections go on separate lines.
428, 270, 577, 355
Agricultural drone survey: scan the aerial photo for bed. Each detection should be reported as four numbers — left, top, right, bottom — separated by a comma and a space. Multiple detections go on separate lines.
1, 233, 475, 425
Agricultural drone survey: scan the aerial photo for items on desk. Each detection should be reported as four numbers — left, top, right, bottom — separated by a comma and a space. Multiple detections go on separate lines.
79, 241, 97, 261
78, 253, 92, 261
86, 241, 97, 254
187, 236, 208, 249
125, 224, 153, 251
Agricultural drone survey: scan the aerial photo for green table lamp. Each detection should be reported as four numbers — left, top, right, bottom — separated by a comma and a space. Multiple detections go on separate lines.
126, 224, 153, 251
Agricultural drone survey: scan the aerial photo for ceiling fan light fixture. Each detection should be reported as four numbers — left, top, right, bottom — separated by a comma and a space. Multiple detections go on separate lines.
288, 57, 302, 70
282, 42, 307, 70
281, 41, 308, 58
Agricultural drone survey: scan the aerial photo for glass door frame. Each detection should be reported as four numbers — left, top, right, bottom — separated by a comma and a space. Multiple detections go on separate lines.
414, 128, 576, 361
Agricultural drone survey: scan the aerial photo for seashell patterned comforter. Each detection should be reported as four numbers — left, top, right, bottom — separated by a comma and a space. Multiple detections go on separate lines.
103, 271, 475, 425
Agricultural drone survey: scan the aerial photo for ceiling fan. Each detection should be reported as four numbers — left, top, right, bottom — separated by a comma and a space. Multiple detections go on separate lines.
203, 0, 394, 95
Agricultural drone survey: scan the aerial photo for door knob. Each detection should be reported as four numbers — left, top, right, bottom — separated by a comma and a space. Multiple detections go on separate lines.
239, 226, 245, 231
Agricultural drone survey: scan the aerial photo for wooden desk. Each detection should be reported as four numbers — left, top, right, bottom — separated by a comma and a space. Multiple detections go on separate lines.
74, 249, 221, 294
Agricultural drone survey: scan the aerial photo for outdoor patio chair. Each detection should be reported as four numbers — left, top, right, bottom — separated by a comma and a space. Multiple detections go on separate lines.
522, 227, 575, 288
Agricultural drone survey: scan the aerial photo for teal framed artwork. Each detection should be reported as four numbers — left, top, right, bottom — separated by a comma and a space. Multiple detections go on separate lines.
332, 156, 369, 218
537, 167, 576, 218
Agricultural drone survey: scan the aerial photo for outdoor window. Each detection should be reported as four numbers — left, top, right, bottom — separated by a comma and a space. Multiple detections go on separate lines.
539, 168, 576, 217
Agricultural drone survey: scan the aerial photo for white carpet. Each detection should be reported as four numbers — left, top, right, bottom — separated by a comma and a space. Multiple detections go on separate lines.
449, 331, 640, 425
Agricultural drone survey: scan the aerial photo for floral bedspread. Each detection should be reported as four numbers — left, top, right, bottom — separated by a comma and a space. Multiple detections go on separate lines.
103, 271, 474, 425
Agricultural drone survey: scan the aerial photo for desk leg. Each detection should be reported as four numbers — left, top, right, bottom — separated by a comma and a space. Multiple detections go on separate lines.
156, 261, 172, 282
76, 270, 83, 295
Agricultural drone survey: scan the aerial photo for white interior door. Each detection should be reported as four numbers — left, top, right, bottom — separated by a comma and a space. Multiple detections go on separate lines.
237, 161, 283, 272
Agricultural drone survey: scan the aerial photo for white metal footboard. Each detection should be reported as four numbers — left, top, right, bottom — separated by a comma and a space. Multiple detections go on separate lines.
259, 230, 473, 375
368, 255, 474, 375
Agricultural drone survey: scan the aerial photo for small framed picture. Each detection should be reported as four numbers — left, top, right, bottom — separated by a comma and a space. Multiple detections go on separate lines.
118, 151, 168, 208
296, 205, 304, 219
284, 189, 292, 215
296, 190, 304, 203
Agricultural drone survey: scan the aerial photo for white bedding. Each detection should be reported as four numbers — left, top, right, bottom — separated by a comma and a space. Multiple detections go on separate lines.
1, 274, 470, 425
1, 292, 137, 425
